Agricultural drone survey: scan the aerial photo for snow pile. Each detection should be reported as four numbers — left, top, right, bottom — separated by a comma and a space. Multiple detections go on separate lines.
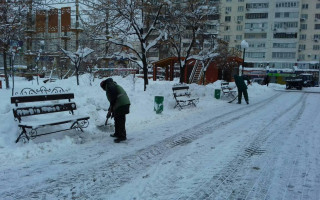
0, 75, 277, 162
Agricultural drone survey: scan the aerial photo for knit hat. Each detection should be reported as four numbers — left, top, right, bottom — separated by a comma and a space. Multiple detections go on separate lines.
100, 78, 113, 89
105, 78, 113, 84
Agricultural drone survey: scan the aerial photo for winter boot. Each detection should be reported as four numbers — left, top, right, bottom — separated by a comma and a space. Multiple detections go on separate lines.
110, 133, 119, 138
114, 137, 127, 143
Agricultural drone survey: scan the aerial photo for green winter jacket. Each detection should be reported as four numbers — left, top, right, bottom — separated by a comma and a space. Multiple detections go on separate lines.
234, 75, 250, 91
105, 81, 130, 115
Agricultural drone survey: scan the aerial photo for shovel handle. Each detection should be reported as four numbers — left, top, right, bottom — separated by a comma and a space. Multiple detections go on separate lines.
105, 118, 109, 125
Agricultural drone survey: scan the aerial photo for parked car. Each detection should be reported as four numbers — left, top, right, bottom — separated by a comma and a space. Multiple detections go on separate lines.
285, 73, 315, 90
251, 78, 264, 85
299, 73, 315, 87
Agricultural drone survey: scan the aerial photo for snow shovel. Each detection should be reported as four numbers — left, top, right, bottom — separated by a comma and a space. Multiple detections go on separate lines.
97, 115, 114, 132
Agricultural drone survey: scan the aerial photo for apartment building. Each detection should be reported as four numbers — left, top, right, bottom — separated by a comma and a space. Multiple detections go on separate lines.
220, 0, 320, 70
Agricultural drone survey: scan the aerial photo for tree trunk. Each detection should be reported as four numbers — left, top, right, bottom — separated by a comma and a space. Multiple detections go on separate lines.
180, 66, 185, 83
3, 50, 9, 89
76, 67, 79, 85
142, 54, 148, 91
203, 70, 206, 85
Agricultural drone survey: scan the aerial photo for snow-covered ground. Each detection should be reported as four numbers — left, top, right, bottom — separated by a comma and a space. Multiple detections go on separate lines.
1, 75, 320, 200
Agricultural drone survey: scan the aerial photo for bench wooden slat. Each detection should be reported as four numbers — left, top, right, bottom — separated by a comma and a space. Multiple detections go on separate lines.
172, 86, 190, 91
13, 102, 77, 120
11, 93, 74, 106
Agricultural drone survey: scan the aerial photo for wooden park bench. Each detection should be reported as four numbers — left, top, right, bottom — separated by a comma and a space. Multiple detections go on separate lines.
172, 84, 199, 110
221, 81, 237, 100
11, 86, 90, 143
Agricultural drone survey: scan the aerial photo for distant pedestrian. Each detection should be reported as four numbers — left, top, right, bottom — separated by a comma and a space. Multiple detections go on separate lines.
264, 75, 270, 86
100, 78, 130, 143
234, 74, 251, 104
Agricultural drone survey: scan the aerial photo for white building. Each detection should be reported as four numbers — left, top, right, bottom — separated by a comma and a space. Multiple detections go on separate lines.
220, 0, 320, 70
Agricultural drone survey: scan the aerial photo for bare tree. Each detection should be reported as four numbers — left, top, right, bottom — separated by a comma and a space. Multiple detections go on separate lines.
213, 39, 239, 81
0, 0, 27, 89
61, 47, 94, 85
162, 0, 219, 83
82, 0, 167, 91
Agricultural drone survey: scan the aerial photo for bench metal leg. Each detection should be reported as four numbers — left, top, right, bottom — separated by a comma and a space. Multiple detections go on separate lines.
71, 120, 89, 132
16, 127, 29, 143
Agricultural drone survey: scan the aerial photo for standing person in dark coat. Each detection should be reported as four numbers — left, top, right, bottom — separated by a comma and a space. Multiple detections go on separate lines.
234, 74, 251, 104
264, 75, 270, 86
100, 78, 131, 143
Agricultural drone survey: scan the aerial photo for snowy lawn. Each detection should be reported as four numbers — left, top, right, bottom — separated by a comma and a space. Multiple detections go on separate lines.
1, 75, 319, 199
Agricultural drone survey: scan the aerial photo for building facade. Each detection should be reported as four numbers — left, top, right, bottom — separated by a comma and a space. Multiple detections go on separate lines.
220, 0, 320, 70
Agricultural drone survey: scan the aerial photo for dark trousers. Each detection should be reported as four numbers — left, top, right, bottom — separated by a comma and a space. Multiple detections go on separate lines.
114, 115, 126, 139
238, 89, 249, 103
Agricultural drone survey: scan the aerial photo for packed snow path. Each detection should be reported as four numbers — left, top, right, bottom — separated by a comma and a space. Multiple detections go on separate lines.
1, 91, 320, 200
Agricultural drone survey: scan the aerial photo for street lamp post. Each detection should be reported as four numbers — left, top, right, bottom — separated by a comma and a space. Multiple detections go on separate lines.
241, 40, 249, 76
35, 41, 45, 85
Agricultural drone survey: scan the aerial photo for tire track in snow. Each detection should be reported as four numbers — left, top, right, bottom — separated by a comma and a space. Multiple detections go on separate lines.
231, 93, 308, 200
180, 93, 307, 200
2, 93, 287, 199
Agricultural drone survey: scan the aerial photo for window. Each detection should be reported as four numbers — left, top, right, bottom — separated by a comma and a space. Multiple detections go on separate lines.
236, 25, 243, 31
237, 16, 243, 21
300, 34, 306, 40
315, 24, 320, 29
273, 43, 297, 48
274, 22, 298, 28
224, 35, 230, 41
299, 44, 306, 50
275, 12, 299, 18
225, 26, 230, 31
238, 6, 244, 12
246, 13, 268, 19
207, 25, 216, 30
245, 23, 268, 30
236, 35, 242, 40
301, 14, 308, 20
273, 33, 297, 39
316, 4, 320, 9
257, 43, 265, 48
313, 45, 320, 50
314, 34, 320, 39
276, 2, 299, 8
225, 16, 231, 22
226, 7, 232, 12
238, 0, 244, 2
300, 24, 307, 30
246, 3, 269, 9
302, 4, 308, 9
226, 0, 232, 2
272, 52, 296, 59
246, 52, 265, 58
244, 33, 267, 39
298, 54, 305, 61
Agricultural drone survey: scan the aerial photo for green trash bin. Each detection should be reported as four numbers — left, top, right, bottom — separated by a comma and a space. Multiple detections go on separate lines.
214, 89, 221, 99
154, 96, 164, 114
